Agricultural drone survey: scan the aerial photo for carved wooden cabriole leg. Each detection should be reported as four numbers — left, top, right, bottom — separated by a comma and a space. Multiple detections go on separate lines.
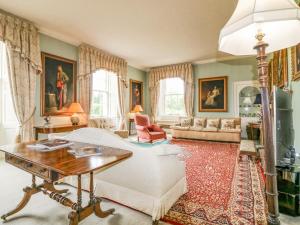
1, 175, 41, 221
94, 198, 115, 218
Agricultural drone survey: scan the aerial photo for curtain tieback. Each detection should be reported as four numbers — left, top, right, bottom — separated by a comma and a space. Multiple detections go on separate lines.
19, 107, 36, 128
16, 107, 36, 143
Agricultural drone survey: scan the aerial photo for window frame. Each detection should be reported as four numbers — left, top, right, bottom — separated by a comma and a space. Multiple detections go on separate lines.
158, 77, 186, 120
90, 69, 120, 125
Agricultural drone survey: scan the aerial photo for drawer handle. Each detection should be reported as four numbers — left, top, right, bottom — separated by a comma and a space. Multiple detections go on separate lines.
26, 163, 33, 168
39, 168, 47, 174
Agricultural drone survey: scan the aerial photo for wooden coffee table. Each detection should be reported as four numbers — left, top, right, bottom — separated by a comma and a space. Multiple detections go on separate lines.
0, 141, 132, 225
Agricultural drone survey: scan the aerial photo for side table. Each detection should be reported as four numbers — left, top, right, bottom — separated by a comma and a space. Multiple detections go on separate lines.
34, 124, 87, 140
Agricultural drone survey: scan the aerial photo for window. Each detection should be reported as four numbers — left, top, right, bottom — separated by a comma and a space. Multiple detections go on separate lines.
158, 77, 185, 118
90, 69, 119, 125
0, 41, 18, 128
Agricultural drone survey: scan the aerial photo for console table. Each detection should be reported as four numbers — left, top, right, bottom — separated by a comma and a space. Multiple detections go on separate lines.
0, 141, 132, 225
34, 124, 87, 140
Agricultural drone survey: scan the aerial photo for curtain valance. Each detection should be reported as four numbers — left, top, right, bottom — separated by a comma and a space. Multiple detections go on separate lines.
149, 63, 193, 89
148, 63, 194, 120
0, 11, 42, 73
78, 44, 127, 80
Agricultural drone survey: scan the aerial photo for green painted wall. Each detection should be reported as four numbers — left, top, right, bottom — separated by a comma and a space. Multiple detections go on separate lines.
194, 57, 258, 117
35, 33, 147, 126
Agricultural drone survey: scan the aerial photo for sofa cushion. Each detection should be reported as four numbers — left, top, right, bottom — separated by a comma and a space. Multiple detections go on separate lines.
189, 126, 204, 131
170, 126, 190, 131
194, 117, 206, 128
180, 118, 192, 127
203, 127, 218, 132
219, 128, 241, 133
220, 119, 235, 130
206, 118, 220, 129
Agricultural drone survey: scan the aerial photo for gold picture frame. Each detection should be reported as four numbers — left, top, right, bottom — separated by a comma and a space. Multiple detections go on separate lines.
130, 79, 144, 112
268, 59, 273, 93
272, 49, 288, 88
41, 52, 77, 116
198, 76, 228, 112
291, 43, 300, 81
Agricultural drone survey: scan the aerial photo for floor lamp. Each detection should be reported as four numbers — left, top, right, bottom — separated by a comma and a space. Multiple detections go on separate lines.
219, 0, 300, 224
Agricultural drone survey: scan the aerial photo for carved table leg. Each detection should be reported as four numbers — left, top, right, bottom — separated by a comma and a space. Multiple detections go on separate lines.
94, 199, 115, 218
1, 175, 40, 221
90, 171, 115, 218
68, 211, 79, 225
152, 220, 159, 225
43, 181, 69, 194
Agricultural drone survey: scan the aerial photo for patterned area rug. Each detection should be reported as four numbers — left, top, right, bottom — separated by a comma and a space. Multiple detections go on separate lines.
163, 139, 267, 225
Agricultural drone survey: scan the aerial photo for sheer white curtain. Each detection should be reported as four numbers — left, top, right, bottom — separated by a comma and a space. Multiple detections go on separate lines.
149, 63, 194, 122
0, 41, 18, 160
78, 44, 127, 129
90, 69, 120, 127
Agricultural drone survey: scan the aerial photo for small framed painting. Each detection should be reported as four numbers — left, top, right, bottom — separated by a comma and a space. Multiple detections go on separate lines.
130, 79, 143, 112
41, 52, 77, 116
273, 49, 288, 88
291, 43, 300, 81
198, 76, 228, 112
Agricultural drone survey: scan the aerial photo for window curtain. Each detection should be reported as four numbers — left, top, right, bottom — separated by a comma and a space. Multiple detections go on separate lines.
0, 11, 42, 142
148, 63, 194, 121
78, 44, 128, 129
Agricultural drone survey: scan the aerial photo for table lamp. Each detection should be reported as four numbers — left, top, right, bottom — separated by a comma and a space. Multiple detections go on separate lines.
68, 102, 84, 125
219, 1, 300, 224
133, 105, 143, 114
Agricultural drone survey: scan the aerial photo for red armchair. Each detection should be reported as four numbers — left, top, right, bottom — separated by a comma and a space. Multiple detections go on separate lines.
134, 114, 167, 143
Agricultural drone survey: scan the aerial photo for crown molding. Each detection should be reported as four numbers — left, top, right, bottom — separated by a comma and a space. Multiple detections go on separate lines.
192, 55, 251, 65
38, 27, 147, 71
38, 27, 81, 46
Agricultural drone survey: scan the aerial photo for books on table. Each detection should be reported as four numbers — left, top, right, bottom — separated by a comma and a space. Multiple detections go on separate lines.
27, 139, 73, 151
27, 139, 103, 158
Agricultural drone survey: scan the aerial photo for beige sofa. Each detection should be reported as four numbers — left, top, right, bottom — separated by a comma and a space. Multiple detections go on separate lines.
170, 117, 241, 143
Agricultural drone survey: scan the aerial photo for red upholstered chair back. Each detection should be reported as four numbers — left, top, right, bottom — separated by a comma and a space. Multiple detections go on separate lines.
134, 114, 150, 127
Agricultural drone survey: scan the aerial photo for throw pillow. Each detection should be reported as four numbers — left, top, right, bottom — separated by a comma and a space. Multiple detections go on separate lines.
221, 119, 235, 130
194, 117, 206, 128
206, 118, 220, 129
180, 118, 192, 127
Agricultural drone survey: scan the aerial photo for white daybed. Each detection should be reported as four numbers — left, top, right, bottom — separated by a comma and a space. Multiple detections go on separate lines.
56, 128, 187, 222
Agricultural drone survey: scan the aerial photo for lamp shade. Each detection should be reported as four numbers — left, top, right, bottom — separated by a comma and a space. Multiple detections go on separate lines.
133, 105, 143, 113
68, 102, 84, 113
219, 0, 300, 55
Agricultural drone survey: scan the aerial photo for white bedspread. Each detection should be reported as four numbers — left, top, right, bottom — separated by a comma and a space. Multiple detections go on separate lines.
54, 128, 187, 220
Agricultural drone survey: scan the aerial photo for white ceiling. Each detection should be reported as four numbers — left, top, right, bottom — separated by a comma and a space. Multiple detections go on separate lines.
0, 0, 237, 69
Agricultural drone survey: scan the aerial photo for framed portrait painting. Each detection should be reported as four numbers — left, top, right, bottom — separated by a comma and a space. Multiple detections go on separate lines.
291, 43, 300, 81
198, 76, 228, 112
273, 49, 288, 88
130, 79, 143, 112
41, 52, 77, 116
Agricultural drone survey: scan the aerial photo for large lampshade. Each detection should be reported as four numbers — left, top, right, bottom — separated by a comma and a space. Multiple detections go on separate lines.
68, 102, 84, 113
219, 0, 300, 55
